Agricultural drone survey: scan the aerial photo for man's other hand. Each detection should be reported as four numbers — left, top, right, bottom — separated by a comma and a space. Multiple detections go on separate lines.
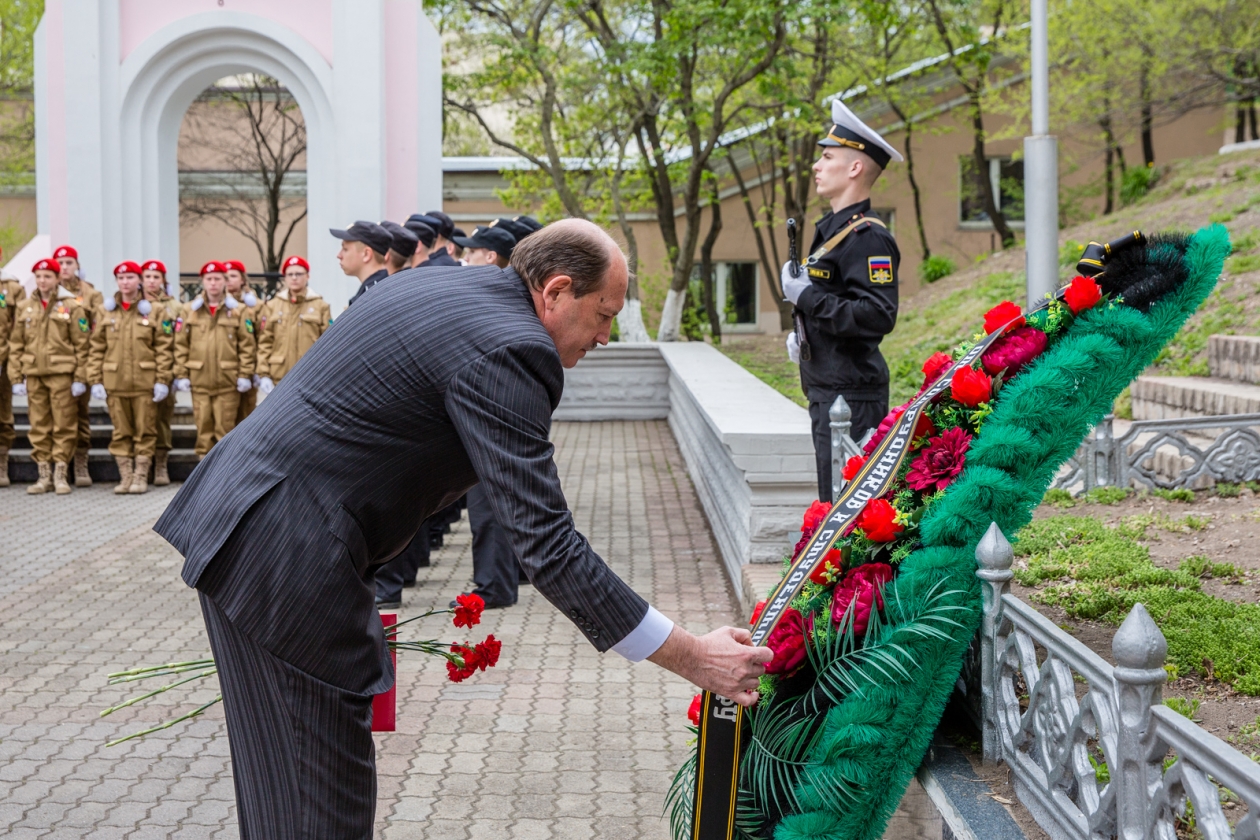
647, 625, 773, 707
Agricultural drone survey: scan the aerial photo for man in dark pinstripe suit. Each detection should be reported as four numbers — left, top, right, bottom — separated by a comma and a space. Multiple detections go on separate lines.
154, 220, 773, 839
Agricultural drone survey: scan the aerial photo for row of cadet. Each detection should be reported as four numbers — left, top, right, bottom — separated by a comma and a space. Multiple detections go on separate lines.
0, 247, 331, 496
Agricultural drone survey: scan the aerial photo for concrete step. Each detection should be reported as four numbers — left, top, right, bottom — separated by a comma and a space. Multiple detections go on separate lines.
5, 447, 198, 483
1208, 334, 1260, 384
8, 424, 199, 451
1130, 375, 1260, 420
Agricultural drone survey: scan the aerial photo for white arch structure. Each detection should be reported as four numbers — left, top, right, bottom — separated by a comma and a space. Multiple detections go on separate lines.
34, 1, 442, 304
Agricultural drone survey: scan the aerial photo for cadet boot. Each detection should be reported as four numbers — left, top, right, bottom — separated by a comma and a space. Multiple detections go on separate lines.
130, 457, 151, 495
152, 451, 170, 486
114, 456, 134, 495
73, 447, 92, 487
0, 446, 9, 487
54, 462, 73, 495
27, 461, 51, 494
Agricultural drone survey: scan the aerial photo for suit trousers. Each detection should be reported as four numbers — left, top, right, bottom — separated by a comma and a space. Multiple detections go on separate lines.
154, 391, 175, 452
0, 370, 13, 450
468, 483, 520, 607
808, 397, 888, 503
192, 390, 240, 457
75, 386, 91, 451
26, 374, 78, 463
107, 393, 157, 458
200, 591, 377, 840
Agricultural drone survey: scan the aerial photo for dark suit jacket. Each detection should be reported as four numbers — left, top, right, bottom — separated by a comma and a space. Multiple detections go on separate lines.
155, 266, 649, 694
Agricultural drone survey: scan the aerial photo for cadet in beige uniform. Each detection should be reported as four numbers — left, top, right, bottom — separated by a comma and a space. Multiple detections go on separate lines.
0, 266, 26, 486
87, 262, 175, 494
9, 258, 90, 494
142, 260, 181, 485
173, 262, 255, 458
223, 259, 261, 424
53, 244, 105, 487
256, 255, 331, 395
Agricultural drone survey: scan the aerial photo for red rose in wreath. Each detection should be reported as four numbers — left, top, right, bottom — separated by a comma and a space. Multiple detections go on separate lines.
856, 499, 903, 543
831, 563, 894, 636
842, 455, 867, 481
950, 366, 992, 407
809, 548, 845, 586
764, 607, 808, 676
1064, 274, 1102, 315
920, 351, 954, 390
688, 693, 703, 725
983, 300, 1025, 334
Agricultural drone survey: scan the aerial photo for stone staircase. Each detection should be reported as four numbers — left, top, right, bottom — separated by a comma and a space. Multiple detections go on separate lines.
1131, 334, 1260, 419
5, 392, 200, 483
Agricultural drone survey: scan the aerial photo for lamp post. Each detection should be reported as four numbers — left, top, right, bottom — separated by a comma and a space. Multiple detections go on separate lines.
1024, 0, 1059, 307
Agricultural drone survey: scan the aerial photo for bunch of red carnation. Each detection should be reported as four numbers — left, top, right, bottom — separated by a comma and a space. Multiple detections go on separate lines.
382, 592, 504, 684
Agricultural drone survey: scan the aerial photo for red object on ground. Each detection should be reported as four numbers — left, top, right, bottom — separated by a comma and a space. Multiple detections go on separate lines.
372, 613, 397, 732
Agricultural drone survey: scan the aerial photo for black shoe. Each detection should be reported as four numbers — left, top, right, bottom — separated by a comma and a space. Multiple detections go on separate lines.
376, 597, 402, 609
402, 579, 416, 588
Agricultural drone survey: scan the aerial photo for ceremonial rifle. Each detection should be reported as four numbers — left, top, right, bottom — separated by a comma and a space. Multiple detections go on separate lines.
787, 218, 811, 361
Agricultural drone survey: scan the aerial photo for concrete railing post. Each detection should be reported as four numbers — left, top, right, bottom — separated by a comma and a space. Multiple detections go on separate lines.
1111, 603, 1168, 840
975, 522, 1014, 765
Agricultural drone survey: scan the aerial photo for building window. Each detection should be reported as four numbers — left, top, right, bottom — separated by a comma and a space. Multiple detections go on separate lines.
959, 156, 1024, 225
717, 262, 758, 328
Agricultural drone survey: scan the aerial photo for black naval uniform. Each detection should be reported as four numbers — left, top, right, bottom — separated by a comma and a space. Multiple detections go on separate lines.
347, 268, 389, 308
796, 197, 900, 501
418, 248, 459, 268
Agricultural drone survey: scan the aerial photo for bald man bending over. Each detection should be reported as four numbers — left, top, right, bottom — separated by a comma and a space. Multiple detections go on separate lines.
154, 220, 772, 839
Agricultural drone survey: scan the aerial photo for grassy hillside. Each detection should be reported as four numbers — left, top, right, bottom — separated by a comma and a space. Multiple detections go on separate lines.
719, 146, 1260, 409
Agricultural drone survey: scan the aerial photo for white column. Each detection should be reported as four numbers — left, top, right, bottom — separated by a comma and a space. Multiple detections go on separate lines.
1024, 0, 1059, 308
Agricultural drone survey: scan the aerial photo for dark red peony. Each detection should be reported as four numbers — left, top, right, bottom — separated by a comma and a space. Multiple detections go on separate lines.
842, 455, 867, 481
950, 366, 992, 407
452, 592, 485, 629
1064, 274, 1102, 315
764, 607, 808, 676
809, 548, 844, 585
856, 499, 903, 543
921, 352, 954, 389
982, 326, 1048, 376
688, 693, 703, 725
831, 563, 894, 635
906, 426, 973, 493
984, 301, 1025, 334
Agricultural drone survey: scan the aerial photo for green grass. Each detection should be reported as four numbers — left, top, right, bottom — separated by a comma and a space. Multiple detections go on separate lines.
1150, 284, 1248, 377
1014, 515, 1260, 694
1165, 696, 1202, 721
1227, 253, 1260, 274
717, 344, 807, 407
1178, 555, 1247, 581
1152, 487, 1196, 503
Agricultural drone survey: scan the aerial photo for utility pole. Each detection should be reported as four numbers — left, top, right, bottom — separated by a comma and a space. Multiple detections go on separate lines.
1024, 0, 1059, 307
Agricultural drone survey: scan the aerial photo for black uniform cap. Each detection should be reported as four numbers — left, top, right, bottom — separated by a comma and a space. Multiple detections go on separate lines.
380, 221, 419, 259
454, 226, 516, 259
424, 210, 456, 240
403, 216, 438, 248
491, 217, 534, 241
513, 215, 543, 233
330, 220, 392, 257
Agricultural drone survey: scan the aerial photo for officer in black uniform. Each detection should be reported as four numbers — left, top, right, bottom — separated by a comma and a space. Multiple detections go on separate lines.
782, 100, 904, 502
332, 221, 392, 308
416, 212, 461, 268
380, 222, 420, 274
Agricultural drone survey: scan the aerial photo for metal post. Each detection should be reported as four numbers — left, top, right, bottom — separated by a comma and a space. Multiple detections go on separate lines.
975, 522, 1014, 765
1025, 0, 1059, 308
1111, 603, 1167, 840
829, 395, 860, 503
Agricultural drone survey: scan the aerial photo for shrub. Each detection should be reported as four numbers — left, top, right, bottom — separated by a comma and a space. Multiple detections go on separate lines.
1084, 486, 1130, 505
1121, 165, 1159, 205
1214, 482, 1242, 497
919, 255, 957, 284
1042, 488, 1075, 507
1153, 487, 1195, 502
1165, 697, 1202, 721
1059, 239, 1085, 267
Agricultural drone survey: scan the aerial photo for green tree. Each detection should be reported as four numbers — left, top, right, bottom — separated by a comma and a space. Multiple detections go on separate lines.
0, 0, 43, 189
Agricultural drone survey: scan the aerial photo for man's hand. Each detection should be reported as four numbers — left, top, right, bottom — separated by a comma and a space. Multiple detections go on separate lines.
259, 376, 275, 395
236, 377, 252, 393
153, 383, 169, 403
71, 382, 87, 398
648, 625, 773, 707
90, 383, 107, 401
781, 260, 811, 306
12, 381, 26, 397
174, 378, 191, 392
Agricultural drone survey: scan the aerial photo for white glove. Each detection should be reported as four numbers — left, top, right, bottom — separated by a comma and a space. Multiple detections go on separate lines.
786, 331, 801, 364
153, 383, 169, 402
251, 374, 261, 388
71, 382, 87, 398
259, 376, 275, 395
782, 261, 811, 306
236, 377, 252, 393
12, 382, 26, 397
90, 383, 107, 401
174, 378, 191, 392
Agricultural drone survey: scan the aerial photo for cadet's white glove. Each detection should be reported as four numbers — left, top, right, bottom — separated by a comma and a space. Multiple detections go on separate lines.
90, 384, 107, 401
174, 378, 191, 392
153, 383, 169, 403
259, 377, 275, 395
251, 374, 261, 388
782, 261, 811, 306
236, 377, 252, 393
71, 382, 87, 398
786, 331, 801, 364
12, 382, 25, 397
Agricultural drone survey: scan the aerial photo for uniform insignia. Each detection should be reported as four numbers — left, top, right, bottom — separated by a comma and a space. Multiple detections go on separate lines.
78, 316, 89, 332
260, 317, 267, 329
868, 256, 893, 284
245, 318, 255, 334
328, 318, 334, 326
0, 295, 6, 308
175, 317, 183, 333
807, 267, 831, 280
162, 320, 173, 335
140, 318, 150, 326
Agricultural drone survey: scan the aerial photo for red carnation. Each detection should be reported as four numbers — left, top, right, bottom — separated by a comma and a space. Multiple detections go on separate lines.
984, 300, 1025, 335
446, 644, 482, 683
453, 592, 485, 629
688, 693, 703, 725
842, 455, 867, 481
1064, 274, 1102, 315
921, 352, 954, 389
749, 600, 766, 627
809, 548, 844, 585
906, 426, 973, 493
831, 563, 894, 636
950, 366, 992, 407
475, 634, 501, 669
763, 607, 808, 676
982, 326, 1048, 377
856, 499, 903, 543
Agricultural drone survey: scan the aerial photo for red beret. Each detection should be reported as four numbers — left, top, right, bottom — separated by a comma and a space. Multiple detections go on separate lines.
142, 260, 167, 275
32, 258, 59, 274
223, 259, 247, 274
200, 261, 227, 276
53, 245, 78, 260
113, 261, 143, 276
282, 255, 310, 271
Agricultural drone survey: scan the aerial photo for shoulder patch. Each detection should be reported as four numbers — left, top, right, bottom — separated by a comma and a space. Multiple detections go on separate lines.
868, 256, 894, 284
807, 267, 831, 280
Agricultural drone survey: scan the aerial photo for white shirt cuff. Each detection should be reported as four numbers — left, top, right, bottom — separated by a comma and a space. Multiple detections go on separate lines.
610, 605, 674, 662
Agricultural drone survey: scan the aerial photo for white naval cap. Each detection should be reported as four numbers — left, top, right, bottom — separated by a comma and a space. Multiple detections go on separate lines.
818, 99, 904, 168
